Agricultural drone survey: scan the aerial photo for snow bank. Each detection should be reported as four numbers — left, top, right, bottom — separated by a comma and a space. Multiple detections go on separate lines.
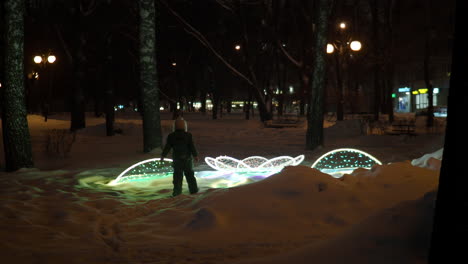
233, 191, 436, 264
0, 113, 444, 263
411, 148, 443, 170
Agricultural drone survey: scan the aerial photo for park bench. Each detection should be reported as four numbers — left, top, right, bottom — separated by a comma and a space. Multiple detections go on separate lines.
264, 114, 301, 128
385, 119, 417, 136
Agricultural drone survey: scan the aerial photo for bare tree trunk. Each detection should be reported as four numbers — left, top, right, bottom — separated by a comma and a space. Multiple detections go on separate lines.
245, 87, 252, 120
212, 91, 220, 120
370, 0, 381, 121
70, 31, 87, 131
103, 35, 115, 137
299, 71, 308, 116
200, 92, 207, 114
424, 0, 435, 127
335, 51, 344, 121
384, 0, 395, 123
139, 0, 163, 152
2, 0, 34, 171
306, 0, 332, 150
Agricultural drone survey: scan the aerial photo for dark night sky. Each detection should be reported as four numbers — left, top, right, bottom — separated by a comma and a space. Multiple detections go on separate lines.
16, 0, 456, 110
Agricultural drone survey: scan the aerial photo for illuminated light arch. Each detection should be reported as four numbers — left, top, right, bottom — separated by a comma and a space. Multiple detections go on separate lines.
311, 148, 382, 177
109, 158, 173, 185
205, 155, 304, 172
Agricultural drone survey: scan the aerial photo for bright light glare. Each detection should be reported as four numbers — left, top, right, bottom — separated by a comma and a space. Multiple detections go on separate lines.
326, 44, 334, 54
205, 155, 304, 172
47, 55, 56, 63
235, 45, 241, 50
34, 56, 42, 64
311, 148, 382, 177
339, 22, 346, 29
350, 41, 362, 51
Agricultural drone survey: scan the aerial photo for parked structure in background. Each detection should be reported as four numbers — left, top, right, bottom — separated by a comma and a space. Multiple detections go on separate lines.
393, 57, 451, 116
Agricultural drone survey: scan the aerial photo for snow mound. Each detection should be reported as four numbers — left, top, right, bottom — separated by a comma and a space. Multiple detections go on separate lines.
233, 191, 436, 264
411, 148, 443, 170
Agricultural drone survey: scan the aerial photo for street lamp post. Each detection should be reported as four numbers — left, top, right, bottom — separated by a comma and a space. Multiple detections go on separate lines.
327, 22, 362, 121
33, 52, 56, 122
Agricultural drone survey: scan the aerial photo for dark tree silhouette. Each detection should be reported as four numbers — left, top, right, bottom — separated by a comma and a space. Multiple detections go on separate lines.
306, 0, 332, 150
369, 0, 382, 121
1, 0, 34, 171
423, 0, 435, 127
428, 0, 467, 262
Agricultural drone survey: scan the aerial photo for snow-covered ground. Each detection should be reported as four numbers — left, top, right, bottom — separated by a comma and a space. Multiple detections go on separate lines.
0, 111, 445, 263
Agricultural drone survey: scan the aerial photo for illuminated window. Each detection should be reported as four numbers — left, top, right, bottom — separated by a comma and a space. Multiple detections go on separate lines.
415, 92, 438, 110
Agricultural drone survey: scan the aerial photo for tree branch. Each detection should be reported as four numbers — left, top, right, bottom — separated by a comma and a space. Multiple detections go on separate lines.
214, 0, 235, 12
158, 0, 254, 87
54, 25, 73, 64
80, 0, 98, 17
277, 40, 302, 68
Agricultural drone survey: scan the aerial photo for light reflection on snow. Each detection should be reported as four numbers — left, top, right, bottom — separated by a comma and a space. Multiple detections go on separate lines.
196, 170, 276, 188
107, 170, 276, 189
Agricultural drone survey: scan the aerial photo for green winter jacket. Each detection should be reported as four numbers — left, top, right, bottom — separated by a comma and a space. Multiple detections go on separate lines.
161, 130, 198, 160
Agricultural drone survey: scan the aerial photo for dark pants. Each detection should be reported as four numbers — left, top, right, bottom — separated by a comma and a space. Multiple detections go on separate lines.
172, 158, 198, 196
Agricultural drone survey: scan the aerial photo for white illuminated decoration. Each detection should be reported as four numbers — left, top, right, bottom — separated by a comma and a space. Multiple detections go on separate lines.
109, 158, 174, 185
205, 155, 305, 172
311, 148, 382, 177
108, 155, 305, 188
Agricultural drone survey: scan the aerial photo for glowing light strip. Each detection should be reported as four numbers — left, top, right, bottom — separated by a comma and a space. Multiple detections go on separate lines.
311, 148, 382, 174
211, 178, 248, 188
109, 158, 173, 185
205, 155, 304, 172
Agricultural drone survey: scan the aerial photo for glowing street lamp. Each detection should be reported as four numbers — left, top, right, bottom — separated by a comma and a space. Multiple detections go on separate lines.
350, 40, 362, 51
34, 54, 56, 65
33, 55, 43, 64
234, 44, 241, 50
326, 22, 362, 121
326, 40, 362, 54
47, 55, 56, 64
33, 52, 57, 121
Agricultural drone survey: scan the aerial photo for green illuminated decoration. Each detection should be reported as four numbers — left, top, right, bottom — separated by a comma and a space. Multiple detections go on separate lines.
311, 148, 382, 177
109, 158, 174, 185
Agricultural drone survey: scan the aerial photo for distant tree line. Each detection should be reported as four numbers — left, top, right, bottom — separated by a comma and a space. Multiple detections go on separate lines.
0, 0, 454, 170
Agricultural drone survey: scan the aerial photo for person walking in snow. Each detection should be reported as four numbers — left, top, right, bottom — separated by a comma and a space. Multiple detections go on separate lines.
160, 117, 199, 197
